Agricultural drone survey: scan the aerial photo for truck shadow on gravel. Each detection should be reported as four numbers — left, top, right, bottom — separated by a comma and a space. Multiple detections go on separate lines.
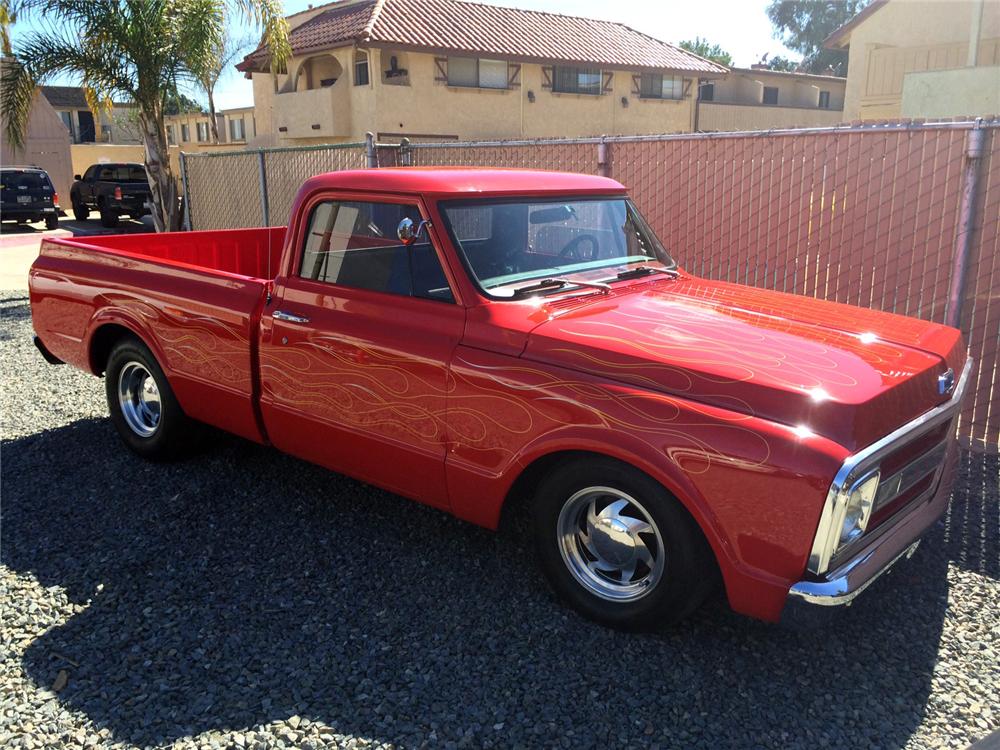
3, 418, 997, 748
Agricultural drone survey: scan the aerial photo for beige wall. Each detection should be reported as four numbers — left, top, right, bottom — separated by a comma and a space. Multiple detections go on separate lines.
838, 0, 1000, 120
70, 143, 182, 184
709, 70, 846, 110
902, 64, 1000, 116
698, 102, 845, 131
251, 45, 701, 144
1, 91, 74, 203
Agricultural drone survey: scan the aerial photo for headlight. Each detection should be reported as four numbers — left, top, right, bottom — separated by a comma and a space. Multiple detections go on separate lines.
838, 471, 880, 548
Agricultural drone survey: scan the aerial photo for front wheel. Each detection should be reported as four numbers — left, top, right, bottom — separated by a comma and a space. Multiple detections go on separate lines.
533, 457, 716, 629
105, 336, 197, 460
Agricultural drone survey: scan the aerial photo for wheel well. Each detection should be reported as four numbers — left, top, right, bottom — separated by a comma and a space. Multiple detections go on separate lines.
500, 449, 723, 582
89, 324, 137, 374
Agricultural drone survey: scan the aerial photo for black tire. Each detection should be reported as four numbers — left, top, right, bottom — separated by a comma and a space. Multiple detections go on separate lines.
105, 336, 197, 461
99, 202, 118, 228
45, 215, 58, 230
71, 198, 89, 221
532, 456, 717, 630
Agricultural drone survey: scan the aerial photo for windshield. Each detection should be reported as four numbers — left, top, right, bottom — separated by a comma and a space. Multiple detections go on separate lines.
439, 197, 675, 298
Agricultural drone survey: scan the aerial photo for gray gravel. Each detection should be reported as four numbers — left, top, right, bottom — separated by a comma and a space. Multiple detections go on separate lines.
1, 290, 997, 750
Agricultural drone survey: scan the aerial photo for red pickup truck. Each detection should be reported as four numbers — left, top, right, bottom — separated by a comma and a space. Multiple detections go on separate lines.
29, 168, 970, 628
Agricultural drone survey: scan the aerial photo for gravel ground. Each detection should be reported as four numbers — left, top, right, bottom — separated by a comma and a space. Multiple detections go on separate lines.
1, 290, 998, 750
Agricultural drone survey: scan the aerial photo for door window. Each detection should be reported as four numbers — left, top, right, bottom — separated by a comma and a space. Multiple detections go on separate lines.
299, 200, 453, 302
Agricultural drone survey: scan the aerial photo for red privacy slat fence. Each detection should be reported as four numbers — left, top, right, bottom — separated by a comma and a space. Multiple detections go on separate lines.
181, 120, 999, 451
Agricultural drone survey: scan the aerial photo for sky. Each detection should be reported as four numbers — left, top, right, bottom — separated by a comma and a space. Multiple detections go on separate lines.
11, 0, 800, 111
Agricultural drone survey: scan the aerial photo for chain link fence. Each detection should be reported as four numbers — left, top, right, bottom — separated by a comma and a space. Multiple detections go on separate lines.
179, 121, 999, 451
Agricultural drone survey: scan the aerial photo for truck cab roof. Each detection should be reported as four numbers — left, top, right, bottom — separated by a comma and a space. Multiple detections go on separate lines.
297, 168, 627, 197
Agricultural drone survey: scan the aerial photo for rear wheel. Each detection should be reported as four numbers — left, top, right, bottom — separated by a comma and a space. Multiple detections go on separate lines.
45, 215, 58, 230
105, 336, 196, 460
533, 456, 716, 629
99, 202, 118, 228
71, 198, 89, 221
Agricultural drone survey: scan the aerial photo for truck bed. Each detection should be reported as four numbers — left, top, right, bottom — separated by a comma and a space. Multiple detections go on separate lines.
76, 226, 286, 279
30, 227, 287, 444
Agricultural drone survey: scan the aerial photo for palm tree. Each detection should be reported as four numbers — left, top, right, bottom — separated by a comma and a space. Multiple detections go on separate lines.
1, 0, 289, 232
0, 0, 25, 56
193, 31, 255, 144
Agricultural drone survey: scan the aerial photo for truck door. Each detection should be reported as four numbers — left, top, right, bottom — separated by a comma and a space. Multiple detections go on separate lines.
259, 193, 464, 510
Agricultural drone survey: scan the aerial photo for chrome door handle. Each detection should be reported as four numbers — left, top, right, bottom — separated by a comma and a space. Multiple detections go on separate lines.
273, 310, 310, 324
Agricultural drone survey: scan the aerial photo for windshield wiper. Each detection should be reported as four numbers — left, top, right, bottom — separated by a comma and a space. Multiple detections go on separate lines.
613, 265, 680, 281
509, 277, 612, 299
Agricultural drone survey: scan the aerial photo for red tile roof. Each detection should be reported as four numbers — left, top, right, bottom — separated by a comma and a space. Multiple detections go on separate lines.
238, 0, 727, 75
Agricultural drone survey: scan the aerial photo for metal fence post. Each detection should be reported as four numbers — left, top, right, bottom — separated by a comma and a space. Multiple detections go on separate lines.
945, 120, 987, 329
257, 150, 270, 227
365, 132, 376, 168
597, 136, 609, 177
179, 151, 192, 231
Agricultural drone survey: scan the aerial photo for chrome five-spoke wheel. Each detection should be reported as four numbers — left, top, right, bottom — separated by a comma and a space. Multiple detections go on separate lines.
117, 361, 162, 437
557, 486, 666, 602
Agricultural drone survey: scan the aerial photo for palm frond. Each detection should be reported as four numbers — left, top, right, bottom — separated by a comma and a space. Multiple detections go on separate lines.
176, 0, 226, 88
0, 58, 36, 151
233, 0, 289, 74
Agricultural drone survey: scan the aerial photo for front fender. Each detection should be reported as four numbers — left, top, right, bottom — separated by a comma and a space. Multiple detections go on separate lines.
445, 345, 849, 621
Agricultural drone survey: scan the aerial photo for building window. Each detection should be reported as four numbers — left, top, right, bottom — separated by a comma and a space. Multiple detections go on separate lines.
762, 86, 779, 105
229, 118, 245, 141
354, 51, 369, 86
196, 122, 208, 142
382, 53, 409, 85
166, 125, 175, 145
699, 82, 714, 102
553, 66, 602, 95
447, 57, 508, 89
640, 72, 683, 100
818, 90, 830, 109
181, 124, 190, 142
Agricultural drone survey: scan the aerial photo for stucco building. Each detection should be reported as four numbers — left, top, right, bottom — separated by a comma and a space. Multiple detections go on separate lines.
697, 66, 846, 131
236, 0, 727, 146
0, 84, 74, 203
825, 0, 1000, 120
40, 86, 141, 144
164, 106, 257, 150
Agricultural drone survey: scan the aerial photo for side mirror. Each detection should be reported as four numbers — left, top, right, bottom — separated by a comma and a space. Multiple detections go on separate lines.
74, 174, 81, 180
397, 217, 430, 246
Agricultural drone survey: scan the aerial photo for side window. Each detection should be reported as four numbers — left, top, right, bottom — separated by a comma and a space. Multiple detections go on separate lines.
84, 166, 97, 181
300, 200, 453, 302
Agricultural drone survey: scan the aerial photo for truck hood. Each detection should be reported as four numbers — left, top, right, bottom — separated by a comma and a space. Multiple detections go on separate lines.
522, 277, 965, 450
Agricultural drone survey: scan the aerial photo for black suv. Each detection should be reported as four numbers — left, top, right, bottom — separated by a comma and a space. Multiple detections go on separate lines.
70, 162, 152, 228
0, 167, 60, 229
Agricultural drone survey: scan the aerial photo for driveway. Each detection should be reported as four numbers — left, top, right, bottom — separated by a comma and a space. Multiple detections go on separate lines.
0, 212, 154, 290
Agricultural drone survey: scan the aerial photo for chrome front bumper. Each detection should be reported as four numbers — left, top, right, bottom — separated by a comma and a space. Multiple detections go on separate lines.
781, 358, 971, 627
